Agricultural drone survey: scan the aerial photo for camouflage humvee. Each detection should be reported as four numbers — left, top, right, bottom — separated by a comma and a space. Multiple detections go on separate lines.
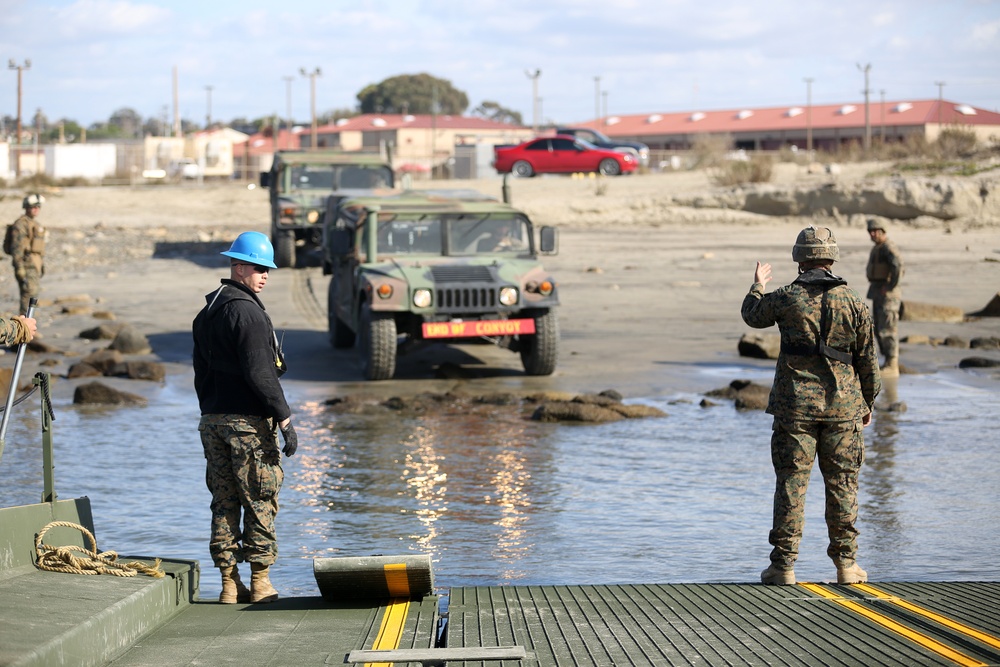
260, 150, 395, 268
322, 190, 559, 380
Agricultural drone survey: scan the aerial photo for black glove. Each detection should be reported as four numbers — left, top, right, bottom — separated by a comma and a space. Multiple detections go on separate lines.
280, 422, 298, 457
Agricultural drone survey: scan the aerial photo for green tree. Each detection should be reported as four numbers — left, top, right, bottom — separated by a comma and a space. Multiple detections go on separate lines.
471, 100, 523, 125
108, 107, 143, 138
357, 73, 468, 115
43, 118, 84, 143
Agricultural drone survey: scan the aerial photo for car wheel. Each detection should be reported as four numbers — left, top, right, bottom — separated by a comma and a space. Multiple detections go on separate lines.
327, 277, 355, 349
358, 304, 396, 380
519, 309, 559, 376
273, 230, 296, 268
598, 159, 621, 176
512, 160, 535, 178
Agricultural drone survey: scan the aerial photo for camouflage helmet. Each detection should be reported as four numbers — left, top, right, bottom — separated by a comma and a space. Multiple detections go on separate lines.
866, 218, 884, 232
792, 226, 839, 263
22, 193, 44, 209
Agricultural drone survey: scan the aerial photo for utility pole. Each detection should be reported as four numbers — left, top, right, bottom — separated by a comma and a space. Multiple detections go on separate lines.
283, 75, 294, 149
879, 89, 886, 144
8, 58, 30, 178
204, 85, 213, 128
594, 76, 601, 124
804, 77, 814, 154
300, 67, 321, 149
857, 63, 871, 153
602, 91, 608, 128
934, 80, 946, 127
525, 69, 541, 132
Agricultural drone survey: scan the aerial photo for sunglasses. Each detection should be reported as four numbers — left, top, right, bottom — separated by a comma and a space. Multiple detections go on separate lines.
237, 263, 270, 273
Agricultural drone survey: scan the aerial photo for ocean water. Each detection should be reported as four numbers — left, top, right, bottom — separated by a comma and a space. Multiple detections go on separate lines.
1, 366, 998, 601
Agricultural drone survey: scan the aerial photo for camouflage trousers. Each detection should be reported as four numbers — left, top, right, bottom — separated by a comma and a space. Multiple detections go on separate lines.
871, 293, 901, 361
14, 263, 41, 315
768, 417, 865, 569
199, 414, 284, 568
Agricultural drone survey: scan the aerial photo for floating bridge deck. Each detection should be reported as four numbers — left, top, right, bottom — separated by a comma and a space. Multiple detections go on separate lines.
3, 502, 999, 666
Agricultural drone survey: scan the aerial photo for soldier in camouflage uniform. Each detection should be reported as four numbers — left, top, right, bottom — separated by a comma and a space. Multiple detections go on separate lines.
192, 231, 298, 604
866, 218, 904, 377
742, 226, 881, 586
8, 194, 47, 315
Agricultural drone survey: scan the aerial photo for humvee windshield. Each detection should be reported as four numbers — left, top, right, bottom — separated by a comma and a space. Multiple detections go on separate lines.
371, 215, 530, 256
287, 164, 393, 191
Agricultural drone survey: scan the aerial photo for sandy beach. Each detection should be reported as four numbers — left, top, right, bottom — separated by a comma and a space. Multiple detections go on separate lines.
3, 165, 998, 402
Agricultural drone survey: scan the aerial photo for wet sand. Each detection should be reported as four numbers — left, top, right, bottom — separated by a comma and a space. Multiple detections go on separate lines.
3, 168, 998, 402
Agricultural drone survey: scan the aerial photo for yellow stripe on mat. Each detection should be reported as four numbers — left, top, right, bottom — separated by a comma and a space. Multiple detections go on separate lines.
799, 583, 987, 667
852, 583, 1000, 651
366, 564, 413, 667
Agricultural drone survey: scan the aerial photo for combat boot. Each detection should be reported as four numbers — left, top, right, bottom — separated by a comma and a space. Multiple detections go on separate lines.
760, 564, 796, 585
250, 562, 279, 603
837, 562, 868, 584
880, 357, 899, 377
219, 566, 252, 604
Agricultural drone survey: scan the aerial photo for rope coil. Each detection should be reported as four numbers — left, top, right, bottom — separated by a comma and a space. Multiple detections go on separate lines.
34, 521, 165, 578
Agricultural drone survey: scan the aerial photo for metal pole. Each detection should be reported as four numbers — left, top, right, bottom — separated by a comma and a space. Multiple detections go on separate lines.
8, 59, 31, 178
0, 298, 36, 460
804, 77, 814, 154
858, 63, 871, 153
301, 67, 321, 149
525, 69, 540, 132
934, 81, 946, 128
283, 75, 294, 149
205, 85, 213, 128
594, 76, 601, 123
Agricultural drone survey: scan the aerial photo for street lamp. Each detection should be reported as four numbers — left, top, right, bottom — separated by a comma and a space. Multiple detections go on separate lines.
857, 62, 872, 154
804, 77, 814, 154
8, 58, 31, 178
205, 85, 213, 128
300, 67, 321, 149
525, 69, 541, 132
283, 76, 294, 148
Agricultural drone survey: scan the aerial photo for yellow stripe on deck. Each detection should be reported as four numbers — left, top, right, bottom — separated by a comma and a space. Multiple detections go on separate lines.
366, 564, 412, 667
853, 583, 1000, 651
799, 583, 987, 667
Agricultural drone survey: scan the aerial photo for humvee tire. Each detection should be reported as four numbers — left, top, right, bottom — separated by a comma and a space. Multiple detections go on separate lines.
328, 277, 355, 349
274, 230, 296, 268
520, 308, 559, 376
359, 304, 397, 380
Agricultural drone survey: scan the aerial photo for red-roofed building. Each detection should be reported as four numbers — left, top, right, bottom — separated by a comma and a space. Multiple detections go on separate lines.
573, 99, 1000, 153
234, 114, 532, 179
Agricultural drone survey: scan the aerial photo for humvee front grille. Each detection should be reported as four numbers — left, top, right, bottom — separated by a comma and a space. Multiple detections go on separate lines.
437, 287, 497, 310
430, 266, 493, 282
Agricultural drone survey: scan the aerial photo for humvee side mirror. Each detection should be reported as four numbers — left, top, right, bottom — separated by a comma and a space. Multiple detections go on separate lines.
260, 171, 272, 188
539, 226, 558, 254
328, 228, 352, 255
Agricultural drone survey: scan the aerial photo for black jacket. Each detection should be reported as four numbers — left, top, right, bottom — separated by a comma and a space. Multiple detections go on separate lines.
192, 280, 291, 421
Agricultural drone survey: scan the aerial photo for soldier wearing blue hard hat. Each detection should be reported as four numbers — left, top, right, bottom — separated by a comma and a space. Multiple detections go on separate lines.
191, 231, 295, 605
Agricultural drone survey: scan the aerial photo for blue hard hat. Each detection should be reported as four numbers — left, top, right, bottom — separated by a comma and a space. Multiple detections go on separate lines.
221, 231, 277, 269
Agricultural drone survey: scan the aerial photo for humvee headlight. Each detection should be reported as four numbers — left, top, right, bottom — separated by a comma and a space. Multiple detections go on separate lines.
538, 280, 554, 296
375, 283, 393, 299
499, 287, 519, 306
307, 210, 320, 223
413, 289, 432, 308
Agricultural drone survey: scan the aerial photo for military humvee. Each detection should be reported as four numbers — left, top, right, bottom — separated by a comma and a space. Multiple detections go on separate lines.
260, 150, 394, 268
322, 190, 559, 380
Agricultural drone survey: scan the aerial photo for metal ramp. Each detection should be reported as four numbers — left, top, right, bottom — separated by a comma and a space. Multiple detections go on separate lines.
444, 582, 1000, 666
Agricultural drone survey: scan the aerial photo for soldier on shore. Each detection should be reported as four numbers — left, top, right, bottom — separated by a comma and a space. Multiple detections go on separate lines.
6, 194, 47, 315
742, 226, 881, 586
866, 219, 904, 377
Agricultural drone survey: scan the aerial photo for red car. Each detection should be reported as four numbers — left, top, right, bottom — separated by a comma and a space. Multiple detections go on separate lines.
493, 135, 638, 177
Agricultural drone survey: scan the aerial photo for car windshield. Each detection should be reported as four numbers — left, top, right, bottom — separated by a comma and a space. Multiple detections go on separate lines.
574, 138, 599, 150
369, 215, 530, 256
287, 164, 393, 191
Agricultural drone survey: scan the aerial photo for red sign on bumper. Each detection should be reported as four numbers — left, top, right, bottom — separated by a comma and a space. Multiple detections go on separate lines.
422, 318, 536, 339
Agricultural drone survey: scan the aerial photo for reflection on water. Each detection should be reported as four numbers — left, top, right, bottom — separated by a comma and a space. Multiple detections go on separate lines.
1, 369, 998, 600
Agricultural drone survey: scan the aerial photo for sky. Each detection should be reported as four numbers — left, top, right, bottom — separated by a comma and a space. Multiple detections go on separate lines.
2, 0, 999, 130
